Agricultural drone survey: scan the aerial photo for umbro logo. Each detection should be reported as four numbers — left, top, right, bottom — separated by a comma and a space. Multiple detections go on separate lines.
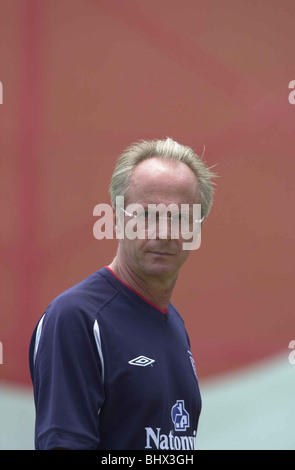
128, 355, 155, 367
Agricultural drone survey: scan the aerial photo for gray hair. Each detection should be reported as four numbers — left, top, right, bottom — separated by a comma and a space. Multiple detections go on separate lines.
109, 137, 217, 220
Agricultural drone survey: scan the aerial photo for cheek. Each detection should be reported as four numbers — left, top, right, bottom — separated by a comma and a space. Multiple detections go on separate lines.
120, 237, 147, 258
174, 240, 191, 266
180, 249, 190, 264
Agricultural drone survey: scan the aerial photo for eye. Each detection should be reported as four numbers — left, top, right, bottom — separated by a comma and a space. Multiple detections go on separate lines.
179, 213, 191, 224
172, 213, 182, 221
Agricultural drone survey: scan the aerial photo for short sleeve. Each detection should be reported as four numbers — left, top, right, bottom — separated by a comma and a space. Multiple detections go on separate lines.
29, 296, 105, 450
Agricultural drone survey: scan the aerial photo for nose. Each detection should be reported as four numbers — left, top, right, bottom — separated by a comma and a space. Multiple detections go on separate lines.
154, 216, 173, 240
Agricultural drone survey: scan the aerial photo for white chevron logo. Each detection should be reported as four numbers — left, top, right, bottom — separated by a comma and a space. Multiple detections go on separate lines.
128, 355, 155, 367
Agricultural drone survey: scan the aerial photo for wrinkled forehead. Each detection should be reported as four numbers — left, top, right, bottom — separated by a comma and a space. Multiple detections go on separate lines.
126, 157, 200, 206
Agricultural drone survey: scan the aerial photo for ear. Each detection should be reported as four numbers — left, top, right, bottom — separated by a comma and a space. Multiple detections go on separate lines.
112, 206, 116, 227
113, 205, 124, 240
112, 206, 117, 236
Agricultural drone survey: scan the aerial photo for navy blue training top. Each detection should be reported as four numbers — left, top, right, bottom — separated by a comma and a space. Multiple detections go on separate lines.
29, 266, 202, 450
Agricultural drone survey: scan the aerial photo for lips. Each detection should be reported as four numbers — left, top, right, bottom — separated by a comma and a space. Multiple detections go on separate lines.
149, 251, 174, 256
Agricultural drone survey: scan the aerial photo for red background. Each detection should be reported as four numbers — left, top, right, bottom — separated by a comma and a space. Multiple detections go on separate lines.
1, 0, 295, 386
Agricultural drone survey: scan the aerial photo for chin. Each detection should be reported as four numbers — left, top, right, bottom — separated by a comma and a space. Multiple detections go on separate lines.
141, 259, 180, 278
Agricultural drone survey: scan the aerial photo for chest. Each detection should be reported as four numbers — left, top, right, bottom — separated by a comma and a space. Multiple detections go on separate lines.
100, 314, 199, 407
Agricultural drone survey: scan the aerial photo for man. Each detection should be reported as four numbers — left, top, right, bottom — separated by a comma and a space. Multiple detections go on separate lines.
29, 137, 216, 450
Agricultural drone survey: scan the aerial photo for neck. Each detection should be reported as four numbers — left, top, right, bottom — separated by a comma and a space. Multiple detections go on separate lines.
108, 256, 178, 311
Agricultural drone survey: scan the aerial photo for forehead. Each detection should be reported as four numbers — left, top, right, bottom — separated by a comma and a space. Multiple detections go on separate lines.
126, 157, 200, 205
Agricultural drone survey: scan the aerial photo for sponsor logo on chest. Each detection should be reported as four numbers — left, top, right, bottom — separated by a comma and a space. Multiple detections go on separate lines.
145, 400, 197, 450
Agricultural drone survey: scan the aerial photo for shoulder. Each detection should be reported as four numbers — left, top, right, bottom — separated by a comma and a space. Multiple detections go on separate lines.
168, 302, 185, 325
41, 268, 120, 329
168, 302, 191, 345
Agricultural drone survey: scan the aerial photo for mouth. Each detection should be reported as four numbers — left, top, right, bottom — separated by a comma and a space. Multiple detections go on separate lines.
148, 251, 174, 256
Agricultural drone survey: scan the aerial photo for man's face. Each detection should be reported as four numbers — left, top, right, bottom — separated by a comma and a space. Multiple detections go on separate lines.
116, 157, 201, 280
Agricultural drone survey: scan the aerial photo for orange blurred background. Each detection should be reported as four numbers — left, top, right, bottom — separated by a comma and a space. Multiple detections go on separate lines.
0, 0, 294, 449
